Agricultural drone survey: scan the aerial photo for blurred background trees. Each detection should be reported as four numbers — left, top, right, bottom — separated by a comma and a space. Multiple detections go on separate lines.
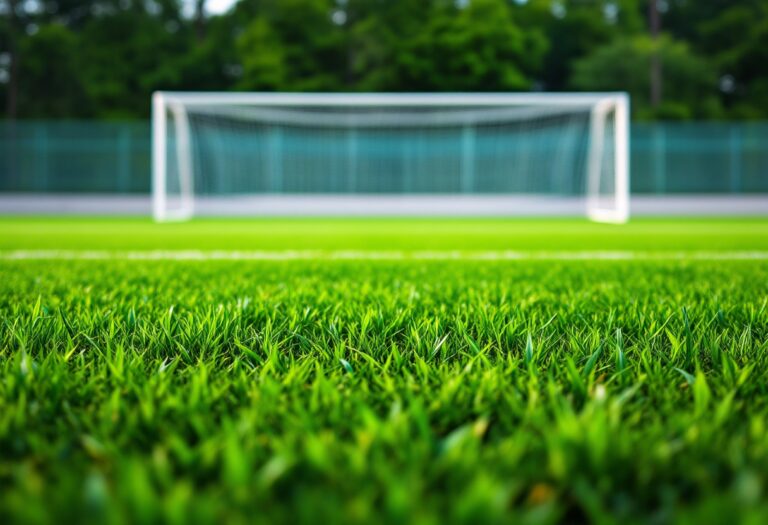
0, 0, 766, 120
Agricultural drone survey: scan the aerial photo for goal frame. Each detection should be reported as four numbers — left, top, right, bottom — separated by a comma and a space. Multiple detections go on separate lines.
152, 92, 630, 223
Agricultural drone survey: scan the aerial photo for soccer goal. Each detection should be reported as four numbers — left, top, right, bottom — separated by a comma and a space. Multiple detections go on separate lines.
152, 92, 629, 222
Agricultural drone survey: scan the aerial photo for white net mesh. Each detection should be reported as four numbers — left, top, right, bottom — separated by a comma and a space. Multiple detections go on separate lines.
154, 94, 628, 221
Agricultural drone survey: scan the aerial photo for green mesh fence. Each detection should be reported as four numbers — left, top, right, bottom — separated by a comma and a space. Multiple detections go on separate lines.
0, 121, 150, 194
1, 120, 766, 194
632, 122, 768, 193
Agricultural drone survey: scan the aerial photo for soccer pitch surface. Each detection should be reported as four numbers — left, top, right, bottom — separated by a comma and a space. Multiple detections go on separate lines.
2, 217, 768, 524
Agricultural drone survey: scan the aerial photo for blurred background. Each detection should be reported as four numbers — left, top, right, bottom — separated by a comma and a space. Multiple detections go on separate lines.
0, 0, 766, 202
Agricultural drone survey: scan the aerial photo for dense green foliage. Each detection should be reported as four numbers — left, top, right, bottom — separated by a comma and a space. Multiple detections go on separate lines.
1, 219, 768, 523
1, 0, 767, 120
571, 35, 721, 120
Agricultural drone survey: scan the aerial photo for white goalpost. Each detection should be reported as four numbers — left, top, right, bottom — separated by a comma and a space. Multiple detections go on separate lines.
152, 92, 629, 223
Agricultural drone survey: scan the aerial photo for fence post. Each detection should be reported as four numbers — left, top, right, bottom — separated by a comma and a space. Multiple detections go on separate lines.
729, 124, 742, 194
346, 128, 357, 193
118, 127, 131, 193
402, 133, 412, 193
35, 125, 49, 192
652, 123, 666, 194
461, 125, 475, 194
267, 127, 283, 193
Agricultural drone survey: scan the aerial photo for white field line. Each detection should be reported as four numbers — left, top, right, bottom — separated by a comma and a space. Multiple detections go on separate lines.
2, 250, 768, 261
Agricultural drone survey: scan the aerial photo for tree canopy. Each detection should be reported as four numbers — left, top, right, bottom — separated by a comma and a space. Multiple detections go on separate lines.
0, 0, 766, 120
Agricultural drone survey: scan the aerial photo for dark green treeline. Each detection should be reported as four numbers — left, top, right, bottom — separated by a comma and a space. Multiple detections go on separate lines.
1, 0, 766, 120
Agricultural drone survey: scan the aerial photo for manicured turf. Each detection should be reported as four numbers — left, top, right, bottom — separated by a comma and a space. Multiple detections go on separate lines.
1, 218, 768, 524
2, 217, 768, 252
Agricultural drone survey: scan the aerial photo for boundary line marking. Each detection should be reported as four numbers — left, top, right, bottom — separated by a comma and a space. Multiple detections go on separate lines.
2, 250, 768, 261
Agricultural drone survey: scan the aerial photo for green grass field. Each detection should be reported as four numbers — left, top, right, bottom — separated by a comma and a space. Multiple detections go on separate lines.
2, 218, 768, 524
3, 217, 768, 252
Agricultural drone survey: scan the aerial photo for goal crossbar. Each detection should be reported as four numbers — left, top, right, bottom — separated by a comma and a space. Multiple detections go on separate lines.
157, 91, 626, 107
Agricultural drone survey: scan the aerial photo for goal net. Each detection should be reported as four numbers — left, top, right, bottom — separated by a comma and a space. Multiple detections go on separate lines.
152, 93, 629, 222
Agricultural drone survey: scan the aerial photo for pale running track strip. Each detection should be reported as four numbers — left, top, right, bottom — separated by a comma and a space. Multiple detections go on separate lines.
2, 250, 768, 261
